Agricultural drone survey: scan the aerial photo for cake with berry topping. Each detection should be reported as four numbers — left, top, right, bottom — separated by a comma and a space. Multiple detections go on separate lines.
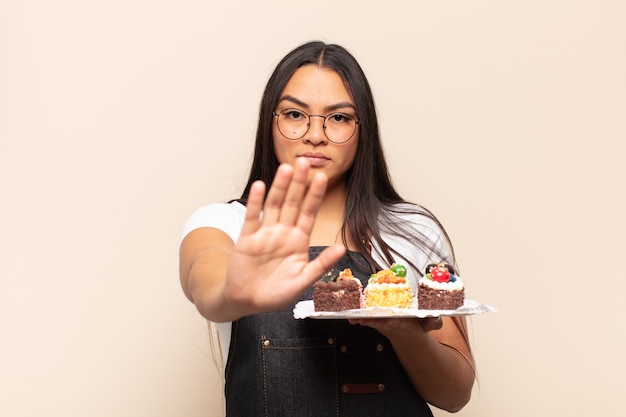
364, 264, 414, 308
417, 262, 464, 310
313, 268, 364, 312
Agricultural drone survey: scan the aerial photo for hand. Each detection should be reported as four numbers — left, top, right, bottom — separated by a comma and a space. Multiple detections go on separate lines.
348, 316, 443, 341
223, 158, 346, 316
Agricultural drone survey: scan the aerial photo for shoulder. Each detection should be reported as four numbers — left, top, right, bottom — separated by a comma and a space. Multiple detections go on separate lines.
181, 201, 246, 243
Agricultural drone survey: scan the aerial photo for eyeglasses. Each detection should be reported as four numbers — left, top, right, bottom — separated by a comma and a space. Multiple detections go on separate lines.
272, 108, 360, 144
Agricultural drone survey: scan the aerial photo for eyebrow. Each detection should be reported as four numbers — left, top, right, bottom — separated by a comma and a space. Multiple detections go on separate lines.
277, 94, 357, 113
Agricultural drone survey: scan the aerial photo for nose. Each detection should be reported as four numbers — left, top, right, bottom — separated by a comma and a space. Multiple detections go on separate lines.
303, 114, 327, 145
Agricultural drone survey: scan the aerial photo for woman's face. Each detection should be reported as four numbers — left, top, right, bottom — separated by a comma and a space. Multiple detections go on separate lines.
272, 65, 359, 188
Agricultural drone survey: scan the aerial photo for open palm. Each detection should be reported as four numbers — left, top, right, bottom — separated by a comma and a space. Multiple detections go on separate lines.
224, 160, 345, 314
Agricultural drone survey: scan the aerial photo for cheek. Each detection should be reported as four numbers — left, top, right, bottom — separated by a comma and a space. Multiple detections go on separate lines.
272, 132, 292, 164
343, 141, 359, 167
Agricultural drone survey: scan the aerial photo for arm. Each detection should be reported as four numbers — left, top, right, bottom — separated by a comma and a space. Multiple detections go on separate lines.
349, 316, 474, 412
179, 160, 346, 322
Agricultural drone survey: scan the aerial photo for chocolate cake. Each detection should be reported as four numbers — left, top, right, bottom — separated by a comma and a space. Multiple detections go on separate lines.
417, 262, 465, 310
312, 268, 363, 311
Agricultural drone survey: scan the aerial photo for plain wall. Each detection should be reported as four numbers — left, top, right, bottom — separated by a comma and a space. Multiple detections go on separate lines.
1, 1, 625, 416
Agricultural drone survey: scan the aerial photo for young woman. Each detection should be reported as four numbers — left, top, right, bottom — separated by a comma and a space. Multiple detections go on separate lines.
179, 41, 475, 416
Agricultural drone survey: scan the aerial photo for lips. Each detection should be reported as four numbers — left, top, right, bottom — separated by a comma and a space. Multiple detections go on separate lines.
298, 153, 330, 167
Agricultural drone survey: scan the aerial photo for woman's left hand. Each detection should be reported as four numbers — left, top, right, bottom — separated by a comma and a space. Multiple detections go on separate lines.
347, 316, 443, 340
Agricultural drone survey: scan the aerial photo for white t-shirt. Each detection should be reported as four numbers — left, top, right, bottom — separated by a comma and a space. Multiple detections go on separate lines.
181, 201, 451, 358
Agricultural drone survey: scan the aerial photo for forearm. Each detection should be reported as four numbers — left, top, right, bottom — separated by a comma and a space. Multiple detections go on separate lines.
180, 225, 346, 323
389, 324, 475, 412
186, 255, 250, 323
180, 230, 251, 323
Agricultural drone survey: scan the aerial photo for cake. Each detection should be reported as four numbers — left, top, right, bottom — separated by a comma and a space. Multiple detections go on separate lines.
364, 264, 414, 308
312, 268, 364, 311
417, 262, 465, 310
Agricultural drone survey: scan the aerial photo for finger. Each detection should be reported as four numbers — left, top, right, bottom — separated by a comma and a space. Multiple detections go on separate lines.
432, 316, 443, 330
348, 318, 394, 331
295, 171, 328, 235
421, 316, 443, 332
240, 180, 265, 236
301, 244, 346, 284
262, 164, 294, 225
278, 158, 311, 225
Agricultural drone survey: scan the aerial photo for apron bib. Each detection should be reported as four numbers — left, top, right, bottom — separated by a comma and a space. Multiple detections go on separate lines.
224, 248, 433, 417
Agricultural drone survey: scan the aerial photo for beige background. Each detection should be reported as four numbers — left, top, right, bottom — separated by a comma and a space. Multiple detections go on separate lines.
1, 1, 625, 416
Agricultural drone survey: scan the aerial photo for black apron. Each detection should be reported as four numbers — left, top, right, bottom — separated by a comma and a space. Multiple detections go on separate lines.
224, 247, 433, 417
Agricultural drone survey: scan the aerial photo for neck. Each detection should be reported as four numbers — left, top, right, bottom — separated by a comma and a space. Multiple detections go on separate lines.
319, 178, 347, 215
310, 179, 358, 250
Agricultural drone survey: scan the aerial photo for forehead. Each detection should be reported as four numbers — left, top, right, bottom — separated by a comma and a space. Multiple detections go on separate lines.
280, 65, 354, 110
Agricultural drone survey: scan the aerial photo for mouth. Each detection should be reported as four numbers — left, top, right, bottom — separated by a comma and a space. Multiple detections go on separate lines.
298, 153, 330, 167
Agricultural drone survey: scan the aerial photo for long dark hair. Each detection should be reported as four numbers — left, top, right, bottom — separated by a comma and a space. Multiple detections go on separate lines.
239, 41, 455, 275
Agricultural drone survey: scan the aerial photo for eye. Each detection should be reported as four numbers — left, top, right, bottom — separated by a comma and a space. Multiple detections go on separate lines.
328, 113, 353, 123
283, 109, 306, 120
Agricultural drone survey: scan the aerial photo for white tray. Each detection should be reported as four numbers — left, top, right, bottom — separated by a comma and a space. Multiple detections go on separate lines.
293, 299, 496, 319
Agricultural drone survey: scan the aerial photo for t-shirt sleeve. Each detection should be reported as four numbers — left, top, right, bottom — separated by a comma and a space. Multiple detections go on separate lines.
180, 202, 246, 244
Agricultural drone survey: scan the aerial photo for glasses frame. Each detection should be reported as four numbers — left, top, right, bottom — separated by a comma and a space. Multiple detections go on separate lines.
272, 108, 360, 144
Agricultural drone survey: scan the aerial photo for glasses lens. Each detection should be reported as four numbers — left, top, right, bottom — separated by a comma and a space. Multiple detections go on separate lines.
276, 109, 309, 140
324, 112, 357, 144
275, 109, 358, 143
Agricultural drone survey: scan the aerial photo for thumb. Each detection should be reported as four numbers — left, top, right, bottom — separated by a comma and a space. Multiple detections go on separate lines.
303, 244, 346, 282
421, 316, 443, 332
